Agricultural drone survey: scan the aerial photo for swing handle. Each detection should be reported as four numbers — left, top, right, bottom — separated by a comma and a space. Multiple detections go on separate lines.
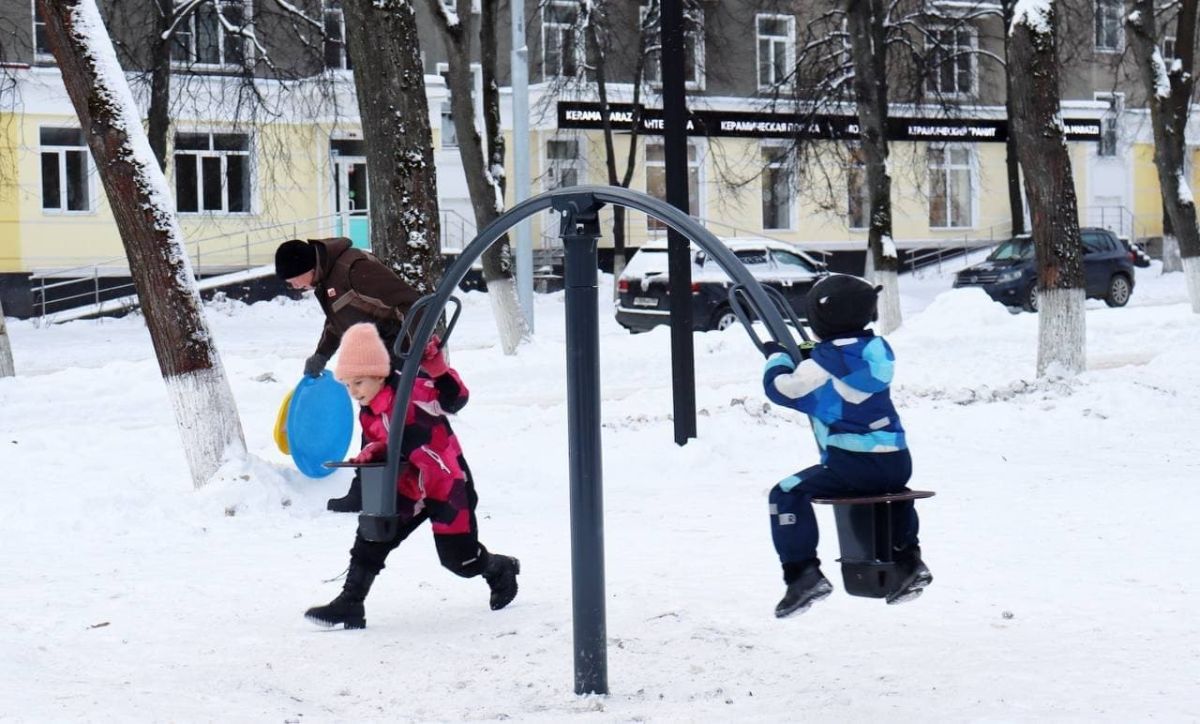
394, 294, 462, 359
727, 284, 813, 361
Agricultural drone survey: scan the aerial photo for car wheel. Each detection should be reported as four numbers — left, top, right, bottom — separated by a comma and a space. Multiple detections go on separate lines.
710, 306, 738, 331
1021, 285, 1039, 313
1105, 274, 1132, 307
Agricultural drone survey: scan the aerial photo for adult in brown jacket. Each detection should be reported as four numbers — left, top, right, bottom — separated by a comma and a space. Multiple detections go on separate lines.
275, 237, 420, 512
275, 237, 420, 376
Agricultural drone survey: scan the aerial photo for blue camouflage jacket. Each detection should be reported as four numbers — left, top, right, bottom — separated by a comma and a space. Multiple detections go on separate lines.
762, 332, 907, 461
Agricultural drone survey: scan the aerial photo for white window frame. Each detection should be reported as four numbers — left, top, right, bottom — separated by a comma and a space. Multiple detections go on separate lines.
1162, 35, 1177, 62
31, 0, 54, 63
543, 136, 587, 192
641, 4, 706, 91
644, 138, 704, 232
761, 142, 795, 231
927, 143, 977, 229
1094, 0, 1123, 53
173, 131, 254, 215
542, 0, 581, 79
925, 25, 977, 98
1095, 92, 1124, 158
323, 1, 351, 72
435, 63, 484, 150
756, 14, 795, 92
170, 0, 251, 70
38, 126, 93, 215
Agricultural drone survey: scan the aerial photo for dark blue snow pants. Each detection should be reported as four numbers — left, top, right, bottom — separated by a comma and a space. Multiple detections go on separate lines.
769, 447, 918, 566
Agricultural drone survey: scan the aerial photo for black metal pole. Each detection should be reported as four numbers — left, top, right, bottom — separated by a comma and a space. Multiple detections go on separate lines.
561, 203, 608, 696
660, 0, 697, 445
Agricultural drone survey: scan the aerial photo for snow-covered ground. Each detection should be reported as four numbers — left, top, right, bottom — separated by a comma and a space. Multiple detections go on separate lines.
2, 261, 1198, 721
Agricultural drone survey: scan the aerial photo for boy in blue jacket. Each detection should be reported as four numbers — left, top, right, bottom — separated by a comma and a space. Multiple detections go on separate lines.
762, 274, 931, 618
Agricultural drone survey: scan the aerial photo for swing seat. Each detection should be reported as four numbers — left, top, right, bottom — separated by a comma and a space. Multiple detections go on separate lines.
811, 490, 935, 598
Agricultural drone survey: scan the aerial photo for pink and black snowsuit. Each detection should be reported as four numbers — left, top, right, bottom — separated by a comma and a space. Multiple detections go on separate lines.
349, 364, 491, 578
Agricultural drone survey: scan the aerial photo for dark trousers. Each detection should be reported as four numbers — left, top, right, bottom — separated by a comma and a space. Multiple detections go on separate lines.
349, 458, 489, 578
769, 447, 918, 566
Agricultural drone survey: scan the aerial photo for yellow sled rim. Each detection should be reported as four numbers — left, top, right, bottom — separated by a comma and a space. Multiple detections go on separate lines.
273, 390, 293, 454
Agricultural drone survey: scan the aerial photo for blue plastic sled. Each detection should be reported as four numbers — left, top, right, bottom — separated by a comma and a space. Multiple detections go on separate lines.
286, 371, 354, 478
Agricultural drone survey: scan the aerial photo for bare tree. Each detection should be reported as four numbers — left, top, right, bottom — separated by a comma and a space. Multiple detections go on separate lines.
339, 0, 443, 294
1127, 0, 1200, 312
39, 0, 246, 487
426, 0, 528, 354
1010, 0, 1085, 376
0, 299, 13, 378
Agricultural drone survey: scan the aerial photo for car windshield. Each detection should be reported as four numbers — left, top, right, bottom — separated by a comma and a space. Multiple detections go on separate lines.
988, 238, 1034, 261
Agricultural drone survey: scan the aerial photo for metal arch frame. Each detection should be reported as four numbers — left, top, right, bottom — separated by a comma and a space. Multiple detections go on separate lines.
380, 185, 801, 695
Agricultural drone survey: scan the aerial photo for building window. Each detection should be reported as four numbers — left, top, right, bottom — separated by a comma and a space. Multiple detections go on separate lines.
762, 144, 793, 230
323, 1, 351, 71
40, 128, 91, 213
543, 0, 579, 78
33, 1, 53, 61
756, 14, 794, 91
546, 138, 584, 190
928, 144, 974, 228
1096, 93, 1122, 157
1163, 35, 1177, 62
1095, 0, 1122, 52
645, 140, 701, 231
643, 4, 705, 90
926, 26, 975, 97
171, 0, 248, 68
173, 132, 252, 214
847, 146, 869, 230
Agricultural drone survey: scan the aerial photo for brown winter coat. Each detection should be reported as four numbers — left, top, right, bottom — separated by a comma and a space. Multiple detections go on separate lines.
308, 237, 420, 358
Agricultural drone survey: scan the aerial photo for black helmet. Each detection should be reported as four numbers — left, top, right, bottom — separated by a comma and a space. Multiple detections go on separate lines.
805, 274, 880, 340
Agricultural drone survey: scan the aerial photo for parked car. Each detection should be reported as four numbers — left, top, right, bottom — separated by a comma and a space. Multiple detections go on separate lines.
615, 238, 827, 332
953, 227, 1136, 312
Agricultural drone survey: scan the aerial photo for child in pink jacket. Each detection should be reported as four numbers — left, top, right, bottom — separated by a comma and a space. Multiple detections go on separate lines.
304, 323, 519, 629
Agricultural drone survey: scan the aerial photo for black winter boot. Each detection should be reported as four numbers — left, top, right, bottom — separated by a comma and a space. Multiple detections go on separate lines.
775, 560, 834, 618
304, 564, 376, 629
327, 475, 362, 513
482, 554, 520, 610
886, 546, 933, 605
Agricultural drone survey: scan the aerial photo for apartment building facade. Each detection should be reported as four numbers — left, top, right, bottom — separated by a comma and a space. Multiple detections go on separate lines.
0, 0, 1191, 316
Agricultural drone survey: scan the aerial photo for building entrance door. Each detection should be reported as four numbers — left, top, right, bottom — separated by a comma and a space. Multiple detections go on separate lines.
333, 154, 370, 249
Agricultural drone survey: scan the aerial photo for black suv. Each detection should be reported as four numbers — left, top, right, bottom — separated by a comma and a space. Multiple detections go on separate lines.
616, 238, 827, 332
954, 228, 1136, 312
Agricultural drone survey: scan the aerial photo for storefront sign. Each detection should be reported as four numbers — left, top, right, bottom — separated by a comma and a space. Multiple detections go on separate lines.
557, 102, 1102, 142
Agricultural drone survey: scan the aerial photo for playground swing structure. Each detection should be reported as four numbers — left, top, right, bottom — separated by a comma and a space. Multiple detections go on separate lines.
329, 186, 933, 696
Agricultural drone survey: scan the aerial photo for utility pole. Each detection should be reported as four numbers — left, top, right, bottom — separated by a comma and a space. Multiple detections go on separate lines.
512, 0, 534, 330
660, 0, 697, 445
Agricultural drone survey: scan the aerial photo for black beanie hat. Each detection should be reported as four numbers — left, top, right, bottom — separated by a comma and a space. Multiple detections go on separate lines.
805, 274, 880, 340
275, 239, 317, 280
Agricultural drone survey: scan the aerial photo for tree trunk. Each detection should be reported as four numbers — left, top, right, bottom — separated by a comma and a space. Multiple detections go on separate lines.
147, 0, 173, 170
1128, 0, 1200, 311
0, 298, 14, 378
846, 0, 900, 333
430, 0, 527, 353
1010, 0, 1086, 376
1162, 202, 1183, 272
1002, 0, 1025, 237
341, 0, 443, 295
39, 0, 246, 487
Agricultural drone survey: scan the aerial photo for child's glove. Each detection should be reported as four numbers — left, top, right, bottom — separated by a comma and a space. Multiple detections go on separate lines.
420, 335, 450, 377
762, 341, 789, 359
303, 352, 329, 377
349, 442, 386, 464
424, 498, 458, 524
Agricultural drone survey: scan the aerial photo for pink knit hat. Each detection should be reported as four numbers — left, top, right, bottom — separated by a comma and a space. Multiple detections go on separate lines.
334, 323, 391, 381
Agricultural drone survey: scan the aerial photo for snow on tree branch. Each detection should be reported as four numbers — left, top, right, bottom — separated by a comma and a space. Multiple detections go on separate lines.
1010, 0, 1052, 35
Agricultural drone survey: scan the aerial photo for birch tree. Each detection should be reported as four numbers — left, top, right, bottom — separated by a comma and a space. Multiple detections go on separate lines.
426, 0, 528, 353
0, 299, 14, 378
1127, 0, 1200, 312
1009, 0, 1085, 376
339, 0, 444, 294
39, 0, 246, 487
